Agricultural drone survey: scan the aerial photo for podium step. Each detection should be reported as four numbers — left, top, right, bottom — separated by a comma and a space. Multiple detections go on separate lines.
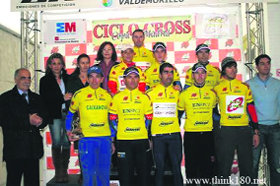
46, 172, 178, 186
46, 174, 80, 186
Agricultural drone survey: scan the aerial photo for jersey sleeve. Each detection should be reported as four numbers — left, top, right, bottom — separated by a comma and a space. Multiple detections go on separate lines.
106, 94, 113, 107
108, 66, 118, 94
109, 66, 118, 83
109, 97, 118, 115
174, 67, 180, 82
211, 90, 218, 108
246, 86, 254, 103
138, 68, 146, 93
138, 67, 146, 83
144, 68, 151, 87
144, 95, 153, 115
69, 91, 80, 113
184, 69, 192, 87
147, 50, 156, 65
178, 91, 185, 111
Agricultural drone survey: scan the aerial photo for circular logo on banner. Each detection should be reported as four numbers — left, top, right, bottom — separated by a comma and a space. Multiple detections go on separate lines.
102, 0, 112, 7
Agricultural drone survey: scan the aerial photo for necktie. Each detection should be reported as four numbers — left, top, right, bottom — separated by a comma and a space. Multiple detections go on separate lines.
22, 93, 29, 104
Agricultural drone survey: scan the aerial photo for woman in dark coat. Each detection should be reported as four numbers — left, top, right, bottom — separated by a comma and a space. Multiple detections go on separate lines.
39, 53, 72, 183
66, 53, 90, 182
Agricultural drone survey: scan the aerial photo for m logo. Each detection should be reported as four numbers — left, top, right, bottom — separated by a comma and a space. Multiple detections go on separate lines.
56, 22, 76, 33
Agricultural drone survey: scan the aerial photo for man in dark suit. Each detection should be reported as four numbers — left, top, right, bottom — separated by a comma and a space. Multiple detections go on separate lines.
0, 68, 47, 186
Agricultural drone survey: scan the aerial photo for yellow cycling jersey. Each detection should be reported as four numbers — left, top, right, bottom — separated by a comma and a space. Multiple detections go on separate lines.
109, 88, 153, 140
145, 61, 180, 88
178, 86, 217, 132
185, 63, 221, 89
69, 86, 112, 137
147, 84, 180, 135
213, 78, 253, 126
108, 62, 145, 91
133, 46, 155, 71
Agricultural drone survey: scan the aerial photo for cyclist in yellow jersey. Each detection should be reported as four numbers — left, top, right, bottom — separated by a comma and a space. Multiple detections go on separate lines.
184, 44, 221, 89
108, 44, 146, 95
178, 63, 217, 184
147, 62, 183, 186
65, 65, 114, 186
109, 67, 153, 186
213, 57, 260, 183
145, 42, 182, 91
132, 29, 155, 71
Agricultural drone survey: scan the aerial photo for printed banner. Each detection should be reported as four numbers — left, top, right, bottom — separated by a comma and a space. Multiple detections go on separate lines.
42, 19, 87, 45
195, 14, 237, 38
92, 16, 193, 45
11, 0, 279, 12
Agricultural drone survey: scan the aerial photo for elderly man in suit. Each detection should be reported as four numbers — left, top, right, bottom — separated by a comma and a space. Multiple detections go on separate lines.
0, 68, 47, 186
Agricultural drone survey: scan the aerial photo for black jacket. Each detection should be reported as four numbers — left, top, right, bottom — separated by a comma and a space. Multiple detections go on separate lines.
65, 72, 89, 110
66, 72, 89, 95
39, 71, 70, 123
0, 86, 47, 161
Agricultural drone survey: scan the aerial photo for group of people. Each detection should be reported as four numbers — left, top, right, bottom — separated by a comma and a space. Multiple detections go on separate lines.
0, 28, 279, 186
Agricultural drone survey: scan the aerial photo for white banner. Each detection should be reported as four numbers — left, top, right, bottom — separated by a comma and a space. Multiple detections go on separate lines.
11, 0, 279, 12
42, 19, 86, 45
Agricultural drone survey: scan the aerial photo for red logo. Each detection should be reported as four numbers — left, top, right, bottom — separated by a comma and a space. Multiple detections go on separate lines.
222, 87, 227, 91
112, 71, 116, 75
122, 67, 125, 70
225, 39, 233, 47
110, 102, 113, 106
87, 94, 92, 98
227, 97, 244, 112
51, 46, 59, 54
153, 68, 157, 72
54, 36, 59, 41
191, 93, 197, 97
123, 96, 128, 101
158, 92, 163, 97
181, 41, 189, 48
186, 75, 189, 79
71, 101, 74, 105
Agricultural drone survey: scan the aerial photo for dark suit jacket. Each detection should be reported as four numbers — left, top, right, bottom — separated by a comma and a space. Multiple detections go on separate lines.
0, 86, 47, 161
39, 71, 70, 123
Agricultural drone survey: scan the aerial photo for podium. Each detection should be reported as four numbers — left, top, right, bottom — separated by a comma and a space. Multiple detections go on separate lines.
46, 170, 176, 186
46, 174, 80, 186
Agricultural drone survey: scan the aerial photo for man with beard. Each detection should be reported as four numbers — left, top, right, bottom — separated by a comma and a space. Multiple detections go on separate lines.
214, 57, 259, 185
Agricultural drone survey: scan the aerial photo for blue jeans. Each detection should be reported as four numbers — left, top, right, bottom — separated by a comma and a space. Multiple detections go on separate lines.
49, 114, 70, 149
152, 133, 183, 186
253, 124, 280, 186
79, 137, 111, 186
